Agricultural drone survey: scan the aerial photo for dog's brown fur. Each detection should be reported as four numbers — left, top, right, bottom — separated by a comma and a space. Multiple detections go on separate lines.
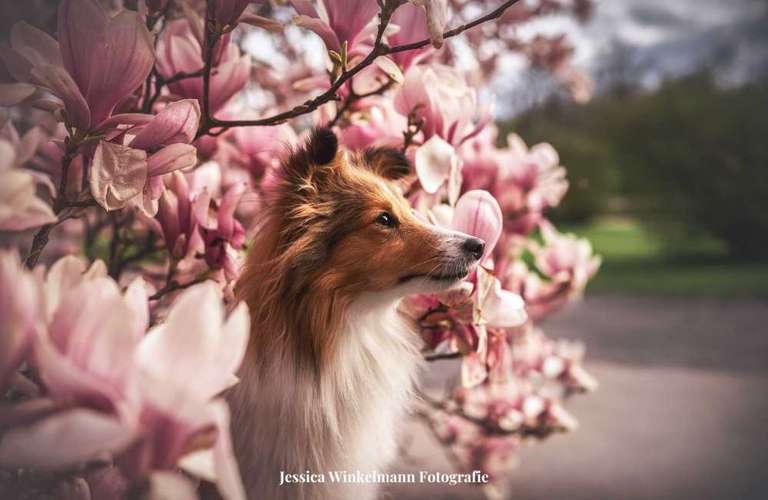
230, 129, 480, 500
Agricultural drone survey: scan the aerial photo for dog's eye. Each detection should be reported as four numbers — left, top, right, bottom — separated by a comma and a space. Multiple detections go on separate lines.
375, 212, 396, 227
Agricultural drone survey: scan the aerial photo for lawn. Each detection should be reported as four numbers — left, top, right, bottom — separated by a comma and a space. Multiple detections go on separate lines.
562, 218, 768, 298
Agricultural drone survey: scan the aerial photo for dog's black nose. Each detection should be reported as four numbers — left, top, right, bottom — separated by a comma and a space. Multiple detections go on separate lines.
462, 237, 485, 261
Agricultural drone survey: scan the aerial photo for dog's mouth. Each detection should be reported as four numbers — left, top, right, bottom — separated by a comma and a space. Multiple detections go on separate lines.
398, 268, 471, 284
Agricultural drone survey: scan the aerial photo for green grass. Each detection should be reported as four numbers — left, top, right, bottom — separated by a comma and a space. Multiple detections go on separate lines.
560, 218, 768, 298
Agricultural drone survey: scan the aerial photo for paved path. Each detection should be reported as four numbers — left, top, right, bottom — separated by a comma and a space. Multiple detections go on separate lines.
384, 295, 768, 500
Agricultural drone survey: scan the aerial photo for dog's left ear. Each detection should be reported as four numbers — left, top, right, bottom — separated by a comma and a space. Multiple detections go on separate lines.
363, 147, 411, 180
306, 127, 338, 166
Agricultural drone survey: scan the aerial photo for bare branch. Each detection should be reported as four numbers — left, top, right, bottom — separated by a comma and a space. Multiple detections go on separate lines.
195, 0, 521, 136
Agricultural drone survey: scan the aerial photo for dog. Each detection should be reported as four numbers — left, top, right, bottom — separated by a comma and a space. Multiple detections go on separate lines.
229, 128, 485, 500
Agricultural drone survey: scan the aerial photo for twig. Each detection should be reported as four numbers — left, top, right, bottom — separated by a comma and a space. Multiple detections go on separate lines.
24, 142, 80, 268
327, 79, 394, 127
195, 0, 521, 137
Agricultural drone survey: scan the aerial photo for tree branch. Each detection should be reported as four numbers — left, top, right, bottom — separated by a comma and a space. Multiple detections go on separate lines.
24, 142, 81, 268
195, 0, 521, 136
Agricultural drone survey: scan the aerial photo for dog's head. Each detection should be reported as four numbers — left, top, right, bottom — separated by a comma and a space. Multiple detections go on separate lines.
238, 128, 484, 366
261, 128, 484, 299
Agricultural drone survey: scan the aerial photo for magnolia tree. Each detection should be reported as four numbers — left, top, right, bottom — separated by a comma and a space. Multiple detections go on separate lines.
0, 0, 600, 498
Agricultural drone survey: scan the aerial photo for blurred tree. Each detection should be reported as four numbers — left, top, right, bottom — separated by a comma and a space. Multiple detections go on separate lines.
504, 72, 768, 259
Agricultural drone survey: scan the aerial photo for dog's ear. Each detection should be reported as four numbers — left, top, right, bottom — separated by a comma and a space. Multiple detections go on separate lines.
306, 127, 338, 166
281, 127, 339, 184
363, 147, 411, 180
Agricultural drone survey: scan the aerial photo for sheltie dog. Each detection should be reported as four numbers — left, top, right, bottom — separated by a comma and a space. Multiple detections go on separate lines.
229, 128, 485, 500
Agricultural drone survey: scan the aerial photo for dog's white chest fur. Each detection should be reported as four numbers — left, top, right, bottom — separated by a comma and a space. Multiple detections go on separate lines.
229, 297, 421, 500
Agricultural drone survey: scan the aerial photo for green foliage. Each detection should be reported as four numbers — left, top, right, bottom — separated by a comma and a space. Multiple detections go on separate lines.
504, 73, 768, 259
565, 219, 768, 297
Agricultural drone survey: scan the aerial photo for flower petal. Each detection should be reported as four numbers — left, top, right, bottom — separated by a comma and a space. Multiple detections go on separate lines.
10, 21, 63, 67
414, 135, 455, 194
147, 143, 198, 177
210, 402, 246, 500
0, 83, 36, 106
0, 409, 135, 468
29, 64, 91, 130
293, 15, 341, 52
137, 282, 249, 405
451, 190, 502, 260
0, 168, 57, 231
90, 141, 147, 211
59, 0, 155, 127
0, 251, 40, 390
130, 99, 201, 150
147, 471, 199, 500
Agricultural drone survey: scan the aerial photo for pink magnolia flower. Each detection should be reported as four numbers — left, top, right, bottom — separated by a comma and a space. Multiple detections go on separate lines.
132, 282, 249, 500
232, 122, 298, 179
90, 99, 201, 213
0, 253, 249, 499
414, 135, 462, 203
462, 130, 568, 236
156, 19, 250, 116
155, 172, 246, 280
510, 327, 598, 392
535, 221, 601, 294
452, 190, 502, 263
0, 251, 43, 390
388, 3, 433, 69
339, 99, 408, 150
0, 0, 154, 131
404, 191, 526, 387
0, 138, 56, 231
195, 182, 247, 280
0, 408, 138, 470
157, 172, 203, 260
395, 64, 488, 146
291, 0, 379, 55
34, 257, 146, 413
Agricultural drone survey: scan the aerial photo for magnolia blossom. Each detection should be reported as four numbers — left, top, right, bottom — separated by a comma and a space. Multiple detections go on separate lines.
195, 182, 247, 280
499, 225, 600, 320
0, 251, 42, 390
536, 221, 601, 292
155, 170, 246, 281
404, 190, 527, 388
461, 129, 568, 237
455, 383, 579, 436
388, 3, 433, 69
395, 64, 481, 145
232, 122, 299, 179
340, 99, 409, 150
0, 253, 249, 499
291, 0, 379, 55
0, 0, 154, 131
157, 19, 250, 115
90, 99, 201, 213
395, 65, 493, 201
0, 138, 56, 231
510, 327, 598, 393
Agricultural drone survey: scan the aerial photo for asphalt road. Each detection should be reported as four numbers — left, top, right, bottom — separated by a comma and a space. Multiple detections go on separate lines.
384, 295, 768, 500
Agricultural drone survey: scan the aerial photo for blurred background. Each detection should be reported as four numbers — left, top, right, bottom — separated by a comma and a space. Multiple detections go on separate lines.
391, 0, 768, 498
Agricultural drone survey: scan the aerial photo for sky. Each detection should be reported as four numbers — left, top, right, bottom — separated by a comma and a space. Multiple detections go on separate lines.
496, 0, 768, 115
